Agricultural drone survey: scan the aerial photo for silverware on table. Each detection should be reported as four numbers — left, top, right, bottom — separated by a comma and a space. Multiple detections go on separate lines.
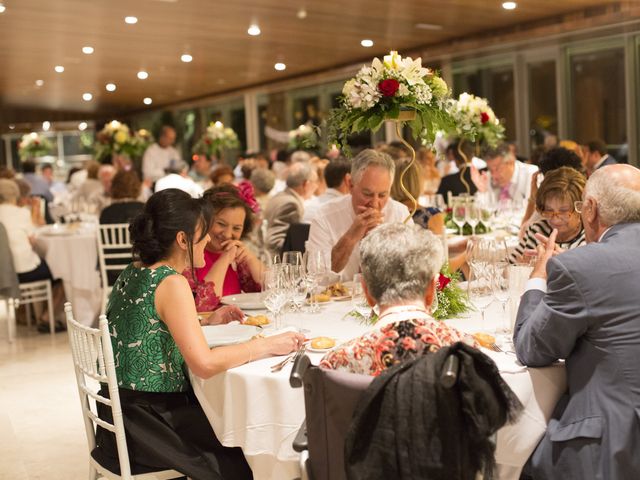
270, 343, 306, 373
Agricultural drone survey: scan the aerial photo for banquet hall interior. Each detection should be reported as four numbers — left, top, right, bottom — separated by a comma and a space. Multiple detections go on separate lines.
1, 0, 640, 479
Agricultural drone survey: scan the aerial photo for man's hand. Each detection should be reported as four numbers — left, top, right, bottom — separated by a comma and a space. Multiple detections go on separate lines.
470, 165, 489, 193
348, 206, 383, 241
523, 231, 566, 259
530, 229, 558, 280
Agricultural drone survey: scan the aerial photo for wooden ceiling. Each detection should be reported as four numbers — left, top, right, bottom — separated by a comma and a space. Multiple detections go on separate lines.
0, 0, 618, 116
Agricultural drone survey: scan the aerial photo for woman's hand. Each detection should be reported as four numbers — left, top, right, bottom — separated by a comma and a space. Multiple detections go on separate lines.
203, 305, 244, 325
266, 331, 306, 356
219, 239, 242, 263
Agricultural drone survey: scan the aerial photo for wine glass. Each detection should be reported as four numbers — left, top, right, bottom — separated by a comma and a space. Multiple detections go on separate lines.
466, 237, 495, 286
303, 250, 329, 313
465, 201, 480, 236
282, 251, 303, 266
492, 261, 510, 332
262, 265, 288, 329
351, 273, 372, 319
451, 197, 467, 235
469, 267, 493, 330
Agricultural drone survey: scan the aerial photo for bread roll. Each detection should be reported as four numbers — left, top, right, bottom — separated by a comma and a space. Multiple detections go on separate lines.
311, 336, 335, 349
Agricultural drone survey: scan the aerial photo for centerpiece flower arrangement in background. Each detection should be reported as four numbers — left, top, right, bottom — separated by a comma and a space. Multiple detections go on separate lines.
288, 123, 319, 150
449, 92, 505, 149
94, 120, 154, 164
328, 51, 455, 154
18, 132, 53, 160
192, 121, 240, 160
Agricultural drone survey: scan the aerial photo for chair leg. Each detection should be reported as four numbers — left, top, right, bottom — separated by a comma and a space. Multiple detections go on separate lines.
6, 298, 16, 343
25, 303, 32, 328
47, 282, 55, 335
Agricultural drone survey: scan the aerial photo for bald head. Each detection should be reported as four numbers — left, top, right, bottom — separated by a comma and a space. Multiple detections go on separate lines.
582, 164, 640, 241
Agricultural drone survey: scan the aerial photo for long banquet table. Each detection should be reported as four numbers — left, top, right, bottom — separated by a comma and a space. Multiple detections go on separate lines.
190, 297, 567, 480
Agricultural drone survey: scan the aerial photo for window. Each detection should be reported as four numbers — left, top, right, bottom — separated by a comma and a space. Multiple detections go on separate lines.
528, 60, 558, 150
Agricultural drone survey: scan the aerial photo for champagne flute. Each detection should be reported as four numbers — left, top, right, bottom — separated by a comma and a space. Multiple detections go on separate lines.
451, 198, 467, 235
465, 201, 480, 236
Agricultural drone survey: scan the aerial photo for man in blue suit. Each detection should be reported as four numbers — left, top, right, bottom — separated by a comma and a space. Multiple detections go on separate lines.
586, 139, 617, 174
514, 164, 640, 479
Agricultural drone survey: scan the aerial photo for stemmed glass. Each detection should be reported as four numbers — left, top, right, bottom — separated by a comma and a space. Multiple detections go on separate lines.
492, 261, 511, 333
469, 267, 493, 330
303, 250, 329, 313
262, 265, 288, 329
451, 197, 467, 235
282, 251, 303, 266
466, 237, 495, 287
350, 273, 372, 320
465, 201, 480, 236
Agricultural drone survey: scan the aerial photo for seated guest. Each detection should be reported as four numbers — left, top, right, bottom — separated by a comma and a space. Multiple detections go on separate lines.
14, 178, 46, 226
189, 154, 214, 186
21, 160, 53, 203
0, 179, 65, 332
99, 188, 304, 479
155, 160, 204, 198
513, 164, 640, 479
416, 146, 441, 194
320, 223, 476, 376
249, 167, 276, 212
210, 165, 235, 187
185, 184, 264, 312
474, 143, 538, 204
509, 167, 586, 264
307, 149, 409, 280
437, 140, 480, 198
585, 139, 616, 175
302, 157, 351, 223
263, 161, 317, 256
99, 170, 145, 224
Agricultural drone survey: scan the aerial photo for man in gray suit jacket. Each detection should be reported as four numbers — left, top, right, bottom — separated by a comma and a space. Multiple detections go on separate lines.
514, 164, 640, 479
263, 161, 317, 256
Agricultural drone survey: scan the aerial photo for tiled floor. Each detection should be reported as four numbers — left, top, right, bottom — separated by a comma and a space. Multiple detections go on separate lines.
0, 311, 88, 480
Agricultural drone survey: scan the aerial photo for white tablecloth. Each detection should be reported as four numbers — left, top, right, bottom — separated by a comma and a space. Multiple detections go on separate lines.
191, 299, 566, 480
34, 223, 102, 326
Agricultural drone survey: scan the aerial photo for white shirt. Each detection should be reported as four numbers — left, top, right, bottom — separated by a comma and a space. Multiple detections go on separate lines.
142, 143, 182, 183
302, 189, 344, 223
0, 204, 40, 273
154, 174, 203, 198
489, 160, 538, 203
307, 194, 410, 281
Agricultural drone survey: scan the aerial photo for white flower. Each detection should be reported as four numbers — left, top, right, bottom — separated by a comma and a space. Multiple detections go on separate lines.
397, 83, 410, 97
413, 83, 433, 105
399, 56, 429, 86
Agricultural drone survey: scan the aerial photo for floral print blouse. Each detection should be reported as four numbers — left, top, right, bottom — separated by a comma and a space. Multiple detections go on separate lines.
320, 306, 478, 377
184, 250, 261, 312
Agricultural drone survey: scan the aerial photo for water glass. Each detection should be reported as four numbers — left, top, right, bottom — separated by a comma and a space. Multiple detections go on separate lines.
469, 269, 493, 330
282, 251, 303, 266
351, 274, 371, 318
492, 262, 510, 332
263, 265, 288, 329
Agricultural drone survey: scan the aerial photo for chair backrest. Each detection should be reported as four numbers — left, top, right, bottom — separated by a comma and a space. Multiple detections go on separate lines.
97, 223, 132, 312
65, 302, 134, 478
0, 221, 20, 299
302, 364, 374, 480
19, 279, 52, 304
280, 223, 311, 255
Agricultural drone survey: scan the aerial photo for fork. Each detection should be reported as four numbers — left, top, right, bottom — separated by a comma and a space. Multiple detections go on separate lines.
270, 343, 306, 373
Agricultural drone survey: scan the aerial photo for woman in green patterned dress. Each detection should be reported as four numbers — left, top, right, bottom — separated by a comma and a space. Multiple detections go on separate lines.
96, 188, 304, 480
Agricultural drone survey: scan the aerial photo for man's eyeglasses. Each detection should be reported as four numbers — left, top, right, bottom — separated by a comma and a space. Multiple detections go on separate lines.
574, 200, 584, 213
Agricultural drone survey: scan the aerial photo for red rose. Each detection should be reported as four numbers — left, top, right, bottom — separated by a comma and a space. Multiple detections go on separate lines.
438, 273, 451, 291
378, 79, 400, 97
480, 112, 490, 124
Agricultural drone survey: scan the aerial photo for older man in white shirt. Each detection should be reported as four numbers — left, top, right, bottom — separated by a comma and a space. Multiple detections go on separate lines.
474, 143, 538, 204
307, 149, 409, 281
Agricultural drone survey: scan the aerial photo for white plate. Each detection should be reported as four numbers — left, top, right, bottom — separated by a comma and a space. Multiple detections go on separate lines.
202, 324, 262, 347
220, 292, 264, 310
307, 346, 335, 353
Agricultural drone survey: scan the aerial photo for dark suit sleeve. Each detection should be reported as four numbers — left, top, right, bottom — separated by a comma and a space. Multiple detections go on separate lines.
513, 256, 591, 367
266, 201, 301, 253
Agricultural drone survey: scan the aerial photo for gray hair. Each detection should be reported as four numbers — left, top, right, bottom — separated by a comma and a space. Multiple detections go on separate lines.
351, 149, 395, 184
586, 167, 640, 226
291, 150, 311, 164
360, 223, 444, 306
286, 162, 316, 188
250, 168, 276, 194
0, 178, 20, 203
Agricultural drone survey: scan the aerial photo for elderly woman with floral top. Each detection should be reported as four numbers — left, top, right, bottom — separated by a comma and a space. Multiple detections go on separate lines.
320, 223, 477, 376
184, 184, 265, 312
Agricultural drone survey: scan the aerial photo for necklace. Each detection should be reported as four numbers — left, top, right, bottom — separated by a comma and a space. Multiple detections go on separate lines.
378, 305, 429, 322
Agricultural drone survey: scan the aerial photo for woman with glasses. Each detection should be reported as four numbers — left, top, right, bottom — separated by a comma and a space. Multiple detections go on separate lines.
509, 167, 586, 264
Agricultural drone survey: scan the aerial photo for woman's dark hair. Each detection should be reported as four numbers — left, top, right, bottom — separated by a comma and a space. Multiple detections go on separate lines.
202, 184, 254, 238
539, 147, 584, 175
130, 189, 212, 273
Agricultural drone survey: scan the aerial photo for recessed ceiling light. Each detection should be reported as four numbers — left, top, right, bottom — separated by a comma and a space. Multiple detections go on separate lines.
143, 97, 153, 105
82, 93, 93, 101
42, 121, 51, 131
415, 22, 443, 31
124, 16, 138, 24
0, 3, 6, 14
137, 70, 149, 80
35, 79, 44, 87
502, 1, 517, 10
180, 54, 193, 63
247, 24, 261, 36
54, 65, 65, 73
105, 83, 117, 92
78, 122, 88, 131
297, 8, 307, 19
274, 62, 286, 71
82, 46, 94, 55
361, 39, 374, 48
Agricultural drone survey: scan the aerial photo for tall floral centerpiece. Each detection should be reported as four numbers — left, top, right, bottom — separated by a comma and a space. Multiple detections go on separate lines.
18, 132, 53, 160
448, 93, 505, 194
328, 51, 454, 221
192, 121, 240, 161
94, 121, 154, 165
288, 123, 319, 150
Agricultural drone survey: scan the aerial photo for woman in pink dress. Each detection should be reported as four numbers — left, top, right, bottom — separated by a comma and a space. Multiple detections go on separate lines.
184, 183, 264, 311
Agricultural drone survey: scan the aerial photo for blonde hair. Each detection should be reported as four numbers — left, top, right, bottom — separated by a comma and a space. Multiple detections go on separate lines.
0, 178, 20, 203
535, 166, 586, 213
390, 158, 422, 205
